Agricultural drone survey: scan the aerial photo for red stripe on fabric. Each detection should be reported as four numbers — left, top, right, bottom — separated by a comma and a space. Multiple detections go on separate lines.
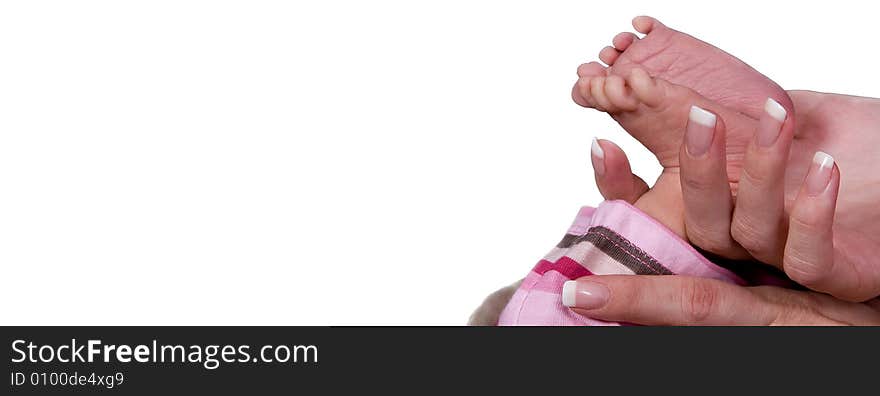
533, 257, 593, 280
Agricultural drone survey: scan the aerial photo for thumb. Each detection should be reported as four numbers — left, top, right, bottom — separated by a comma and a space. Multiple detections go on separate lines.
591, 138, 649, 204
563, 274, 880, 325
562, 275, 777, 325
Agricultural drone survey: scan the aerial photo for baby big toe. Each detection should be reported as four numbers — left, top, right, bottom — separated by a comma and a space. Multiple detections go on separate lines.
577, 61, 606, 78
574, 76, 598, 109
591, 76, 626, 112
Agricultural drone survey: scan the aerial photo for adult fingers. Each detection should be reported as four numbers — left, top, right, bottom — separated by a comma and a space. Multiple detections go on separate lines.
679, 106, 749, 259
730, 98, 795, 265
563, 275, 777, 325
591, 137, 649, 204
561, 275, 880, 325
780, 152, 872, 301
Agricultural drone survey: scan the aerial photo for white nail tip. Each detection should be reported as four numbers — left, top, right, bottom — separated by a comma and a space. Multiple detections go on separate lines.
591, 137, 604, 159
689, 106, 716, 127
562, 281, 576, 307
813, 151, 834, 170
764, 98, 787, 122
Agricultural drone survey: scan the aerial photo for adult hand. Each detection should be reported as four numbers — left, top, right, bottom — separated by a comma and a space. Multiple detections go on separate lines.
591, 91, 880, 302
562, 275, 880, 325
675, 97, 879, 302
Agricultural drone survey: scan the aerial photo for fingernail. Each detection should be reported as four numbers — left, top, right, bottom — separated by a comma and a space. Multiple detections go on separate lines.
591, 137, 605, 176
757, 98, 786, 147
805, 151, 834, 196
686, 106, 716, 157
562, 280, 610, 309
764, 97, 787, 122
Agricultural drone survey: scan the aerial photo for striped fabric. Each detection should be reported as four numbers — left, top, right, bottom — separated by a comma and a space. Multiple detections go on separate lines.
497, 200, 792, 326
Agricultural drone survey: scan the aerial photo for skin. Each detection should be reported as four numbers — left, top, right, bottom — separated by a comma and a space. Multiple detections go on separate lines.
586, 90, 880, 324
573, 16, 880, 305
561, 15, 880, 324
566, 275, 880, 326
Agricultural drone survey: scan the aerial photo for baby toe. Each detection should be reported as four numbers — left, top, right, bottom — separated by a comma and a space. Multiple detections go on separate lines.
598, 46, 621, 66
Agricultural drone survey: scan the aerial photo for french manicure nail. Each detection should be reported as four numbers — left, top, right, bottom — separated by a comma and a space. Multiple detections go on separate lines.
805, 151, 834, 196
764, 97, 787, 122
686, 106, 716, 157
562, 280, 610, 309
756, 98, 786, 147
591, 137, 605, 176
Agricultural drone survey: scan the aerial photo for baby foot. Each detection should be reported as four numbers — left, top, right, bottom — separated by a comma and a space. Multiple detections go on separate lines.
574, 67, 754, 173
583, 16, 792, 120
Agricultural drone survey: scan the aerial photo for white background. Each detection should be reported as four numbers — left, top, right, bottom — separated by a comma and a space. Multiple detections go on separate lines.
1, 1, 878, 324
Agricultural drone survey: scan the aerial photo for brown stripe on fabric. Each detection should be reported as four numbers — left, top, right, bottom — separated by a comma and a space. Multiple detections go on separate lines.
556, 233, 581, 248
558, 226, 673, 275
588, 226, 674, 275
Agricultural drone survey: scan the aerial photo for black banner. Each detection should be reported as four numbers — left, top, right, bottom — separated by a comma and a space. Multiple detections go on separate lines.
3, 327, 877, 393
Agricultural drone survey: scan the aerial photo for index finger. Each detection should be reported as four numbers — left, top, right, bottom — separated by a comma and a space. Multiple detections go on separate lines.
563, 275, 779, 325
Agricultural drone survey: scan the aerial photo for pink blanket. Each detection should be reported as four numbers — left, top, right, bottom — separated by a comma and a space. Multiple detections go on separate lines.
498, 200, 792, 326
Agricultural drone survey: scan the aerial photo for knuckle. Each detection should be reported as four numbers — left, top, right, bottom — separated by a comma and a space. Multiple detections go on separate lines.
778, 294, 844, 325
679, 278, 720, 324
686, 225, 733, 256
740, 164, 773, 188
770, 306, 831, 326
783, 250, 829, 289
752, 286, 844, 326
749, 286, 790, 326
730, 215, 777, 258
622, 280, 645, 310
801, 292, 833, 312
789, 211, 824, 232
682, 175, 716, 194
